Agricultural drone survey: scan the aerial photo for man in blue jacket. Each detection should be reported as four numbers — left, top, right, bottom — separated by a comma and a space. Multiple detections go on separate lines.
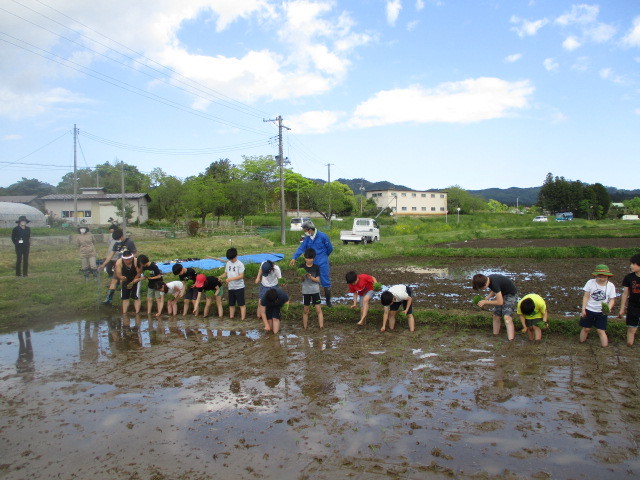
289, 221, 334, 306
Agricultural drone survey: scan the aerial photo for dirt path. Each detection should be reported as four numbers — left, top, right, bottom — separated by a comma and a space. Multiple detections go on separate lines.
1, 318, 639, 479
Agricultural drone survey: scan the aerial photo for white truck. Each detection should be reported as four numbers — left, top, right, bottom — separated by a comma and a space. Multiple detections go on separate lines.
340, 218, 380, 245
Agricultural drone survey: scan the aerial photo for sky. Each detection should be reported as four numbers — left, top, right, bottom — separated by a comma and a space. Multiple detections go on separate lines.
1, 0, 639, 191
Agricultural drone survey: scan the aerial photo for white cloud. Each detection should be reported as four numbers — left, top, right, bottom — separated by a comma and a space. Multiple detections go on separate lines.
585, 22, 616, 43
571, 56, 589, 72
415, 0, 425, 11
505, 53, 522, 63
599, 67, 627, 85
3, 134, 23, 141
386, 0, 402, 26
350, 77, 534, 128
562, 36, 582, 51
551, 111, 568, 123
635, 108, 640, 115
543, 58, 559, 72
622, 16, 640, 47
0, 87, 90, 118
510, 16, 548, 37
288, 110, 345, 134
555, 4, 599, 26
407, 20, 419, 32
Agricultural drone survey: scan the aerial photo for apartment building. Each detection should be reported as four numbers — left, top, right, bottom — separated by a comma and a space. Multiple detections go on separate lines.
366, 189, 448, 216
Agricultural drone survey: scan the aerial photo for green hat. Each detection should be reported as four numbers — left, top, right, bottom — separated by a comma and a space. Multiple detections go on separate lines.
592, 264, 613, 276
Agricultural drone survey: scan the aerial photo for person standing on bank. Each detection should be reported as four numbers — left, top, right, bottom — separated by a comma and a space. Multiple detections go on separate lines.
76, 226, 98, 282
289, 221, 334, 307
12, 215, 31, 277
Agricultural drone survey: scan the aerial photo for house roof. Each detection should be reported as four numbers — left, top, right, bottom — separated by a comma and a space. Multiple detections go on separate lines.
41, 193, 150, 201
0, 195, 39, 203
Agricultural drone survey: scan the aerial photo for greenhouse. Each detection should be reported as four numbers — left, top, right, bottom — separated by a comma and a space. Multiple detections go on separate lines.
0, 202, 46, 228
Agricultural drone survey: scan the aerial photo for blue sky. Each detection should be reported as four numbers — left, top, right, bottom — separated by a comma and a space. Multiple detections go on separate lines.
1, 0, 639, 191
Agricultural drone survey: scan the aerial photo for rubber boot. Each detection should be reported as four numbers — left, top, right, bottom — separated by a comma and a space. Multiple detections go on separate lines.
324, 287, 332, 307
92, 269, 98, 280
102, 289, 115, 304
83, 269, 89, 283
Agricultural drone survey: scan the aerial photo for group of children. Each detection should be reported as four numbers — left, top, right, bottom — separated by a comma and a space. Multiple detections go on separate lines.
91, 226, 640, 345
472, 254, 640, 347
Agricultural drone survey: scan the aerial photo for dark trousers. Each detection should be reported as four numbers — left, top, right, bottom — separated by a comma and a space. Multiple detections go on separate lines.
15, 244, 29, 276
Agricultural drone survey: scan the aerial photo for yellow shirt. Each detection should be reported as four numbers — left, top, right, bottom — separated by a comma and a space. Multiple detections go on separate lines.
517, 293, 547, 319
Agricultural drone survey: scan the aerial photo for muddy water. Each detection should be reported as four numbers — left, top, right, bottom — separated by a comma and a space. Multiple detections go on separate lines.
1, 316, 639, 479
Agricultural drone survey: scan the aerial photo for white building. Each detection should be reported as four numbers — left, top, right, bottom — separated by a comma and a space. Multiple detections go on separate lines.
367, 189, 448, 216
41, 188, 150, 225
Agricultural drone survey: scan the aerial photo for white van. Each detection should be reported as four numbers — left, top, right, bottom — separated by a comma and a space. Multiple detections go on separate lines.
290, 217, 311, 231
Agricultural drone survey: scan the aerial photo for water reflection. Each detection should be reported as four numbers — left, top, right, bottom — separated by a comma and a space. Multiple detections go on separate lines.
16, 330, 34, 374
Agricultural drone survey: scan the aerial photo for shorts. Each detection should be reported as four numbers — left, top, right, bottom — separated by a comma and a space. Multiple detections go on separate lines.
493, 294, 517, 318
389, 286, 413, 314
626, 305, 640, 328
358, 290, 375, 307
121, 281, 140, 300
579, 309, 608, 330
147, 287, 164, 299
265, 305, 283, 320
525, 317, 543, 328
228, 288, 245, 307
106, 260, 115, 277
303, 293, 321, 306
184, 287, 197, 301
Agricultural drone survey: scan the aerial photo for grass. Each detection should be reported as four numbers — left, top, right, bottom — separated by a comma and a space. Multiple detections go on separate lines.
0, 213, 637, 331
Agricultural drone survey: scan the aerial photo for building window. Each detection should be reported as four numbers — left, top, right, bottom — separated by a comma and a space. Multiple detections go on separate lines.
431, 194, 435, 198
421, 193, 426, 198
412, 207, 417, 211
440, 207, 445, 211
431, 207, 436, 211
440, 194, 445, 198
392, 193, 397, 197
401, 207, 407, 211
421, 207, 427, 211
84, 210, 92, 217
401, 193, 407, 197
62, 210, 71, 218
412, 193, 416, 197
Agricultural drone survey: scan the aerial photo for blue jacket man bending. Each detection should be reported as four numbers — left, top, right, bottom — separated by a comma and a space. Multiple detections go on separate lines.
289, 220, 334, 306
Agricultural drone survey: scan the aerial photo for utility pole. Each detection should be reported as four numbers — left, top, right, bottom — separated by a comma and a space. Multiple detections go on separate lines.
264, 116, 290, 245
73, 124, 78, 225
296, 182, 300, 217
359, 182, 365, 215
325, 163, 334, 227
120, 159, 127, 233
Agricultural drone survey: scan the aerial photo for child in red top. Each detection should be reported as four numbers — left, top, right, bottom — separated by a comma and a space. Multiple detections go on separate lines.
346, 271, 377, 326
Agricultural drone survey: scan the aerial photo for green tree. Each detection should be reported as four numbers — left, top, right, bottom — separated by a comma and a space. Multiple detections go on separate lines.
445, 186, 486, 213
204, 158, 238, 183
183, 176, 228, 226
305, 181, 355, 221
148, 175, 185, 223
56, 161, 150, 193
225, 180, 261, 221
486, 199, 509, 213
624, 197, 640, 214
0, 177, 55, 196
238, 155, 278, 213
283, 171, 316, 211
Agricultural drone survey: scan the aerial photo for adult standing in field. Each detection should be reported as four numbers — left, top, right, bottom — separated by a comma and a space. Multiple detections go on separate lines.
472, 273, 518, 341
98, 228, 137, 304
76, 226, 98, 282
12, 215, 31, 277
289, 221, 334, 307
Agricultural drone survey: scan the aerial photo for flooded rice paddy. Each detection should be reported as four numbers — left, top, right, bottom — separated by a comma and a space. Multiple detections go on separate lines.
2, 314, 639, 479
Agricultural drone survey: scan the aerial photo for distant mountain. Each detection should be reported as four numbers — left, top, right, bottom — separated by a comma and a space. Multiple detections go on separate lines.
468, 187, 540, 206
312, 178, 412, 193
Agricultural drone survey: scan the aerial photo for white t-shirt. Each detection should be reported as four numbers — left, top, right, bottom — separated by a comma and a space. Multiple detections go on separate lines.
583, 278, 615, 312
165, 281, 184, 297
260, 263, 282, 287
226, 260, 245, 290
388, 284, 410, 302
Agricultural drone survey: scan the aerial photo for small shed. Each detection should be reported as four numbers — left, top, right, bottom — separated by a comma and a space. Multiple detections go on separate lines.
0, 202, 47, 228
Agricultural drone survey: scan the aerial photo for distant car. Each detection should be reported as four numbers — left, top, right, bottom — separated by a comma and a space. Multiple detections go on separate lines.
290, 217, 311, 231
533, 216, 548, 222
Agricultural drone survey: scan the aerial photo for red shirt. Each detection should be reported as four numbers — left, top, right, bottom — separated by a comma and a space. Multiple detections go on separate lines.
348, 274, 375, 296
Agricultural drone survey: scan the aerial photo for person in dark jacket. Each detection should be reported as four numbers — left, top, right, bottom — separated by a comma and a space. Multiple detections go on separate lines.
11, 215, 31, 277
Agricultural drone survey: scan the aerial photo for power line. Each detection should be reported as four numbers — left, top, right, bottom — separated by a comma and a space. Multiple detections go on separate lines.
2, 130, 71, 167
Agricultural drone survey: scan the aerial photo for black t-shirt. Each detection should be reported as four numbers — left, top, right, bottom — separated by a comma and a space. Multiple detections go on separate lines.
142, 262, 163, 289
488, 274, 517, 296
622, 272, 640, 308
198, 276, 222, 292
112, 238, 137, 258
262, 286, 289, 307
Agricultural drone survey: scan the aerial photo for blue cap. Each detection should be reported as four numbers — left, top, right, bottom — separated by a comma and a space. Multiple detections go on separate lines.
261, 261, 273, 275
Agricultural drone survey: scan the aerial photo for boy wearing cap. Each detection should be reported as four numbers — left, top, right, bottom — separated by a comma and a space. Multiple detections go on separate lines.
580, 264, 616, 347
380, 285, 415, 332
289, 221, 334, 307
171, 263, 198, 315
12, 215, 31, 277
619, 254, 640, 346
137, 255, 164, 315
517, 294, 548, 341
472, 273, 518, 341
346, 270, 378, 326
193, 274, 223, 318
114, 250, 142, 314
300, 248, 324, 329
218, 248, 246, 320
98, 228, 137, 305
255, 260, 282, 330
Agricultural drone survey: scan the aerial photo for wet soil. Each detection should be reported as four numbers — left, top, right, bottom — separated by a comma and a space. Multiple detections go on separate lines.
433, 237, 639, 249
1, 318, 639, 479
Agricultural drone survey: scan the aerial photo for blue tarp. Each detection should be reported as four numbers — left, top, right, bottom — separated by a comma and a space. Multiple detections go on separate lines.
156, 253, 285, 274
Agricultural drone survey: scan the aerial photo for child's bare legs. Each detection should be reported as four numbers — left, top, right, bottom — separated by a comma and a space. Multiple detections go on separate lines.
596, 328, 608, 347
628, 327, 637, 346
203, 298, 212, 317
133, 298, 141, 314
147, 298, 153, 314
527, 325, 542, 341
356, 294, 372, 325
580, 327, 590, 343
492, 314, 502, 335
407, 314, 415, 332
388, 310, 398, 330
182, 299, 191, 316
229, 306, 236, 319
315, 304, 324, 328
122, 299, 130, 314
504, 315, 515, 341
239, 306, 246, 320
303, 305, 310, 328
257, 300, 264, 320
155, 298, 164, 317
272, 318, 280, 334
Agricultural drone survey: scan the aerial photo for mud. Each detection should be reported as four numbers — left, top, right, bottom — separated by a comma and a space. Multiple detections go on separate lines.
1, 316, 639, 479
